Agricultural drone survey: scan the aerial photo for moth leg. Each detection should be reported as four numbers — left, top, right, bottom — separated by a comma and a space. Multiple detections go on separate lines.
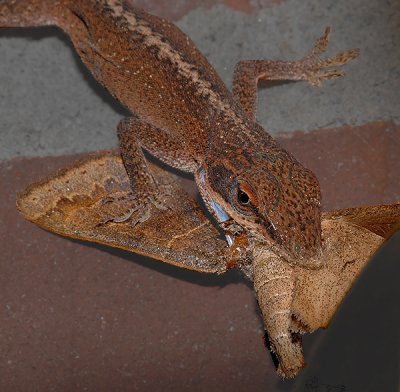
232, 27, 359, 121
253, 248, 304, 378
100, 117, 172, 225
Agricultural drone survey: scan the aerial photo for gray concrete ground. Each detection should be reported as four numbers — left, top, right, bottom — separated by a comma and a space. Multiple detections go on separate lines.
0, 0, 399, 159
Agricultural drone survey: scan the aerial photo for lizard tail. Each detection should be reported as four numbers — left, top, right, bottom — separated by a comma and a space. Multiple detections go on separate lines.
0, 0, 70, 28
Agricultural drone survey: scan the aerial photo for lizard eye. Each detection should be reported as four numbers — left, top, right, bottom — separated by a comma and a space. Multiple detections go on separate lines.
238, 189, 250, 205
231, 182, 258, 214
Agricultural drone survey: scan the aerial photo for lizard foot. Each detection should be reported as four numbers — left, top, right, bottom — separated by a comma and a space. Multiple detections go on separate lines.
300, 26, 359, 86
98, 188, 171, 226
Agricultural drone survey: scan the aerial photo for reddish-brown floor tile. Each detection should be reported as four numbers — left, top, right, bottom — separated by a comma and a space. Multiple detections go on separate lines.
1, 122, 399, 391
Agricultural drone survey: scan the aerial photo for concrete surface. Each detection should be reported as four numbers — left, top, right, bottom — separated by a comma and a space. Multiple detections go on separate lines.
0, 0, 399, 391
1, 0, 399, 158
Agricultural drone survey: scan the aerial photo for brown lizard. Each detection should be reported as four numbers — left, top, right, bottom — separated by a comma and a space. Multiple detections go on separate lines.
0, 0, 358, 377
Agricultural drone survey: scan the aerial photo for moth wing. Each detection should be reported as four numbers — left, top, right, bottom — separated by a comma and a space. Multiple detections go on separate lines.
323, 203, 400, 239
291, 203, 400, 332
17, 151, 228, 274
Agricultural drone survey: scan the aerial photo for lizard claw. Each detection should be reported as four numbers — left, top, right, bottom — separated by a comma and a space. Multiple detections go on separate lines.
308, 26, 332, 57
98, 189, 171, 226
307, 68, 345, 87
301, 27, 359, 86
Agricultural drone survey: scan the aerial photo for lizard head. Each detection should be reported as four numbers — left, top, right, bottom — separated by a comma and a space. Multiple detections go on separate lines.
196, 125, 322, 265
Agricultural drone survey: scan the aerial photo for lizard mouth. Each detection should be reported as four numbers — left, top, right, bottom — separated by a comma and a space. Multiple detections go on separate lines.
209, 200, 235, 246
210, 199, 230, 222
196, 168, 235, 245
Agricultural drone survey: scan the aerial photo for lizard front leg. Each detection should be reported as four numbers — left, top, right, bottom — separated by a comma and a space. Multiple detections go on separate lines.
102, 116, 201, 225
253, 246, 304, 378
101, 117, 171, 225
232, 27, 359, 120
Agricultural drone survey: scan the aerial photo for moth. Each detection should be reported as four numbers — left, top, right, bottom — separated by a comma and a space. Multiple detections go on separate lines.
17, 150, 400, 378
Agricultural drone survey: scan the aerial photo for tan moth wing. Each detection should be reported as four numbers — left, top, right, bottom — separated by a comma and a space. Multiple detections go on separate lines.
291, 203, 400, 333
323, 204, 400, 239
16, 151, 228, 274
